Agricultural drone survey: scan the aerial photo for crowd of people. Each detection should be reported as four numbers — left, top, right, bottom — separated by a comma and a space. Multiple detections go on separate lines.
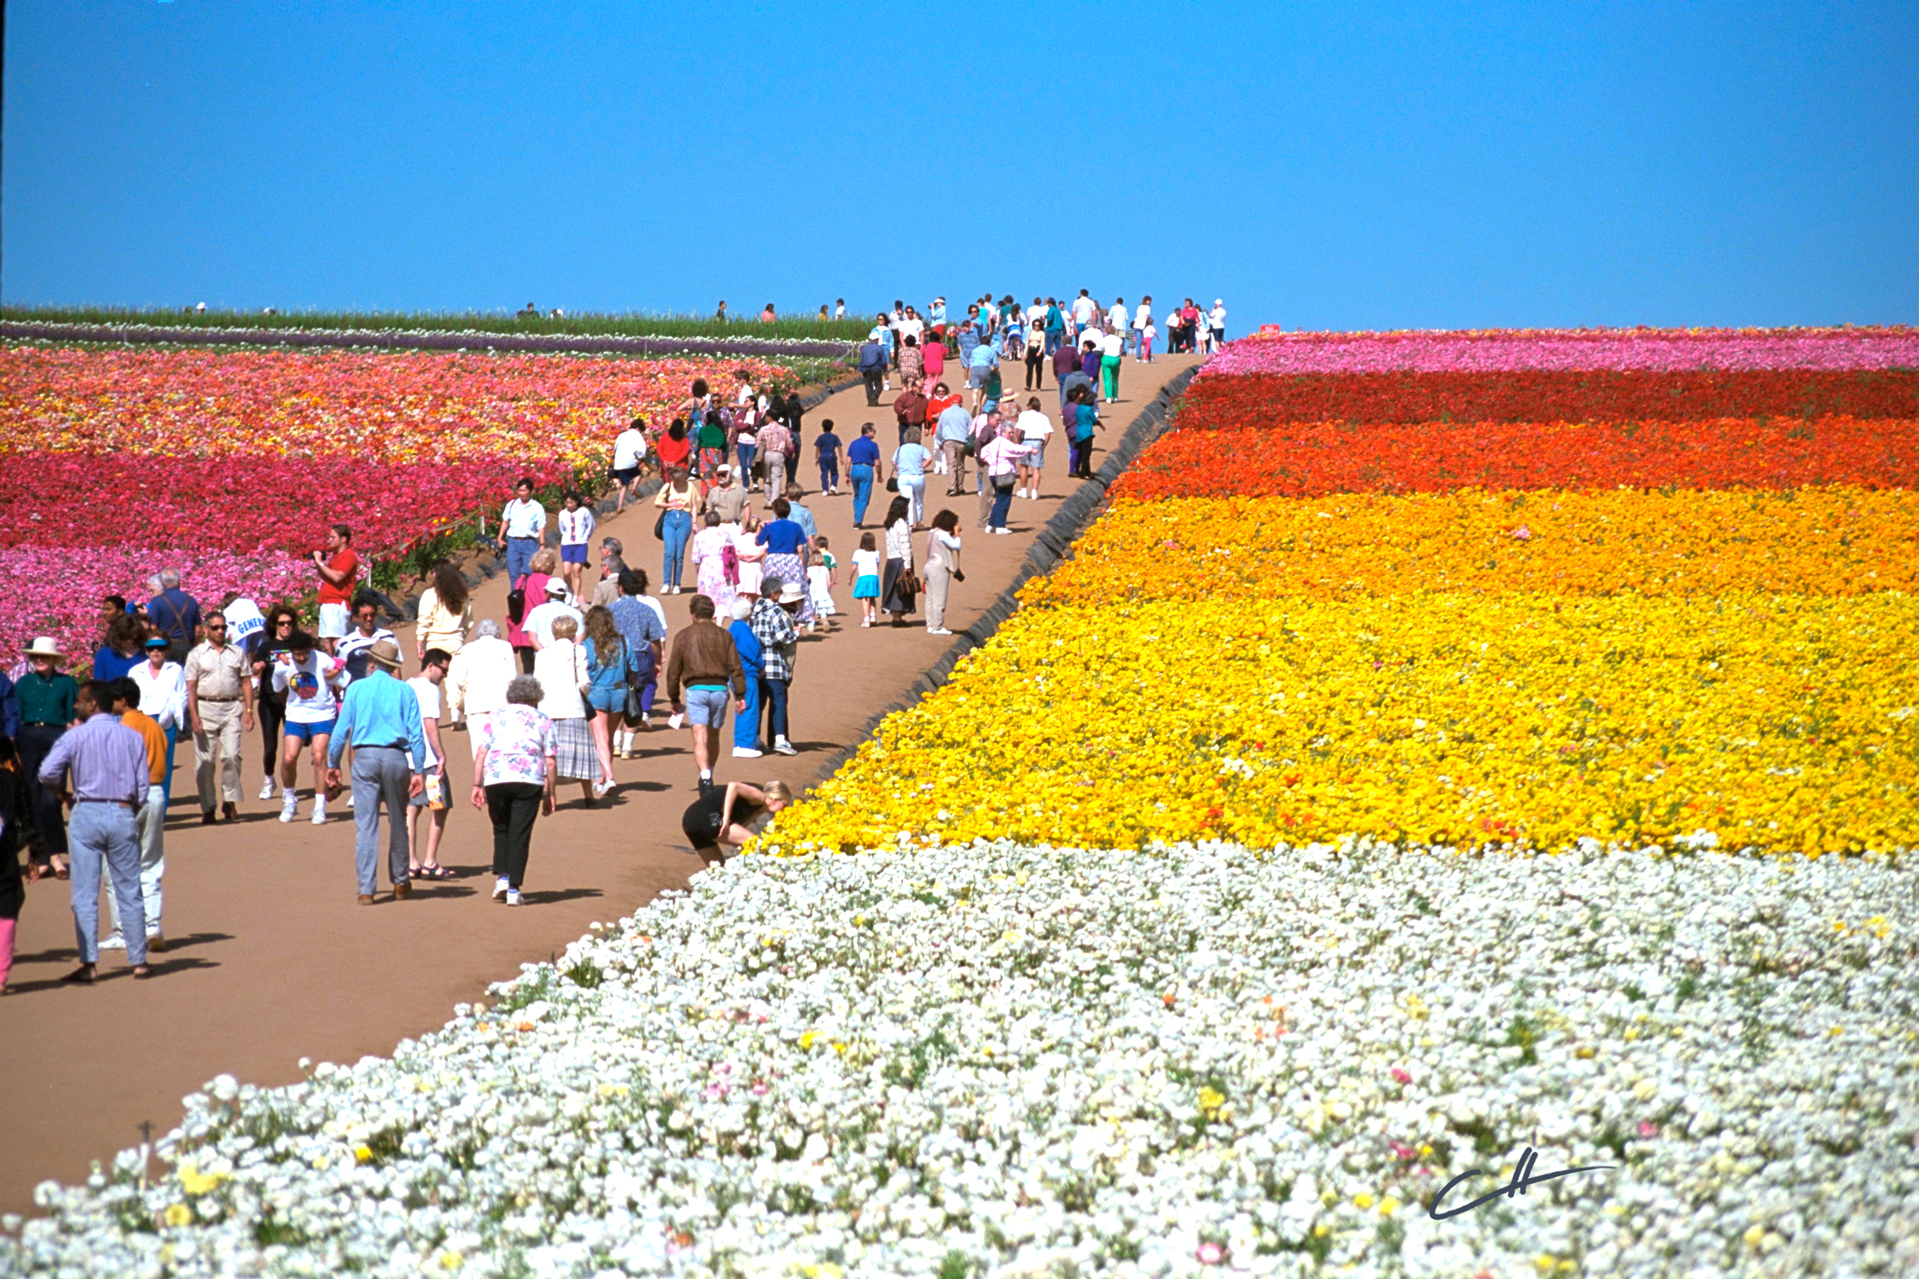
0, 289, 1222, 991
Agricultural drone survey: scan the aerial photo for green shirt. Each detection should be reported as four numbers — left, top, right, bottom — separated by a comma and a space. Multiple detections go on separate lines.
697, 422, 727, 451
17, 669, 78, 726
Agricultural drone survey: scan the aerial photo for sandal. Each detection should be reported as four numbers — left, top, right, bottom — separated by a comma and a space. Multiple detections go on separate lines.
61, 965, 96, 985
131, 964, 152, 980
418, 864, 455, 880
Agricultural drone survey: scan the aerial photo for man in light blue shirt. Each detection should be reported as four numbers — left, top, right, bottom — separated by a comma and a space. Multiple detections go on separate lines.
935, 401, 975, 494
782, 485, 819, 542
325, 640, 426, 903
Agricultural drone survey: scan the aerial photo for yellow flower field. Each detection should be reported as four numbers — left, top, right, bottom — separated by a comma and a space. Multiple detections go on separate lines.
762, 591, 1917, 856
1021, 487, 1919, 606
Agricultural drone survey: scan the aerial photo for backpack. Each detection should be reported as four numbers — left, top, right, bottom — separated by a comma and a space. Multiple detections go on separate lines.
507, 583, 527, 626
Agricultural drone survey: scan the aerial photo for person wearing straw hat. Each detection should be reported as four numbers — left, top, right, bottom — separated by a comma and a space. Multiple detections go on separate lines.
325, 639, 425, 904
16, 637, 79, 878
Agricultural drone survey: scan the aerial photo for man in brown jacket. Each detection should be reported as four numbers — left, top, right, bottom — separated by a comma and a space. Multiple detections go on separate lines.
663, 594, 747, 793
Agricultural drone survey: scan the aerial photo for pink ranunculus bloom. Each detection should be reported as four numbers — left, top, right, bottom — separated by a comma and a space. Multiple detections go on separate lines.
1389, 1140, 1417, 1160
1638, 1120, 1660, 1137
1390, 1068, 1413, 1084
1196, 1242, 1226, 1265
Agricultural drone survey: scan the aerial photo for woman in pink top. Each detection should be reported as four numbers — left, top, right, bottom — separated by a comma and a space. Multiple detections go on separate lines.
921, 333, 945, 389
506, 548, 556, 674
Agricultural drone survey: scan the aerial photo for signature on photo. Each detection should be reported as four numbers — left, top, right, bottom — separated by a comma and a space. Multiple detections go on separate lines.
1428, 1146, 1616, 1220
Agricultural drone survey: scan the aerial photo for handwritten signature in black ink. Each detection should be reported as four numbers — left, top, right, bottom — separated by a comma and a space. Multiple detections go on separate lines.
1428, 1146, 1615, 1220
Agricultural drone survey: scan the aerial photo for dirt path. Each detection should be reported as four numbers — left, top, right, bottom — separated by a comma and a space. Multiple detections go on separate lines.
0, 351, 1200, 1213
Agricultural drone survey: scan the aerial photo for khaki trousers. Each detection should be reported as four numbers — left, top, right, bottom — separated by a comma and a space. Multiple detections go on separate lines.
193, 698, 244, 810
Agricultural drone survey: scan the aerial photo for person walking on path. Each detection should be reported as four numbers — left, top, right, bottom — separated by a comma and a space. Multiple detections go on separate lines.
880, 497, 918, 622
892, 428, 933, 527
898, 334, 924, 391
707, 466, 749, 528
756, 499, 815, 628
848, 425, 882, 527
695, 412, 729, 482
813, 420, 844, 496
921, 329, 946, 391
104, 678, 168, 955
851, 533, 882, 628
16, 638, 79, 878
184, 612, 253, 824
0, 736, 30, 992
496, 479, 548, 588
612, 417, 649, 511
1209, 299, 1227, 350
532, 616, 603, 806
414, 562, 472, 688
663, 594, 748, 793
272, 631, 346, 824
654, 466, 701, 594
325, 639, 425, 904
252, 606, 298, 800
890, 384, 928, 450
752, 412, 790, 503
732, 512, 767, 603
935, 395, 973, 495
1100, 328, 1125, 403
1067, 386, 1104, 479
144, 570, 201, 666
129, 635, 186, 807
590, 538, 626, 609
445, 619, 516, 757
608, 569, 666, 756
507, 549, 560, 671
923, 509, 964, 635
471, 675, 556, 908
581, 606, 627, 795
558, 491, 596, 599
727, 597, 764, 758
337, 599, 397, 684
406, 650, 453, 880
965, 338, 998, 413
39, 679, 152, 983
750, 580, 802, 756
680, 779, 793, 867
691, 512, 738, 615
980, 424, 1035, 534
654, 420, 693, 476
92, 614, 144, 685
857, 334, 887, 406
1015, 397, 1053, 500
1023, 321, 1047, 390
313, 525, 360, 656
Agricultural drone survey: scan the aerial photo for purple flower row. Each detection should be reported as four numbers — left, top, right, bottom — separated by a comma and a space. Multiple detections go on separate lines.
0, 321, 855, 360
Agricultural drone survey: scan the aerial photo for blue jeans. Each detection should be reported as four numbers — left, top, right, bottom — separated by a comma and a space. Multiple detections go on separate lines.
661, 509, 693, 589
819, 457, 839, 492
850, 464, 876, 525
759, 677, 790, 744
351, 745, 412, 894
160, 723, 179, 805
736, 442, 755, 477
1045, 331, 1063, 355
68, 801, 146, 965
734, 672, 763, 750
989, 481, 1014, 530
505, 536, 538, 584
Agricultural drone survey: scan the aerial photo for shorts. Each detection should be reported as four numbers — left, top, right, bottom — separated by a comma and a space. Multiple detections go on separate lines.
284, 718, 335, 743
612, 466, 640, 485
561, 544, 589, 564
409, 761, 445, 808
854, 574, 880, 599
967, 368, 991, 389
317, 602, 349, 639
587, 686, 625, 714
1021, 441, 1046, 467
683, 685, 731, 728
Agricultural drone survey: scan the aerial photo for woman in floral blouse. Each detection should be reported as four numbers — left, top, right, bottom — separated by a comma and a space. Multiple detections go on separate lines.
470, 675, 556, 907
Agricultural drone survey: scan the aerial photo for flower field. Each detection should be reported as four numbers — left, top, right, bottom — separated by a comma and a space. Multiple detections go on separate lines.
0, 345, 791, 662
765, 327, 1919, 859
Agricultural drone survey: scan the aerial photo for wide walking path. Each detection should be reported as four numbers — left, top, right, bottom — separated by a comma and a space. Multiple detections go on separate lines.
0, 350, 1200, 1213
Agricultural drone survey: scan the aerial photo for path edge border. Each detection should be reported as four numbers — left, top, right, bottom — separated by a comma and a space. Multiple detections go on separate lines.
808, 364, 1199, 787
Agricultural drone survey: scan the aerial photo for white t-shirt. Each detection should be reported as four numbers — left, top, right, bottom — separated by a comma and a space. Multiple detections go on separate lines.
899, 317, 925, 342
502, 498, 547, 540
1103, 333, 1125, 359
1134, 304, 1152, 329
1108, 303, 1128, 331
1071, 296, 1096, 324
1016, 410, 1054, 443
407, 675, 442, 769
523, 600, 583, 650
641, 594, 669, 638
1026, 304, 1048, 326
559, 506, 596, 547
223, 597, 265, 655
613, 429, 646, 470
1210, 304, 1226, 329
273, 651, 344, 723
852, 548, 881, 578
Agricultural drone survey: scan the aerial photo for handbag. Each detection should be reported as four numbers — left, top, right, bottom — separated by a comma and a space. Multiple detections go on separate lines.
653, 509, 667, 540
885, 476, 899, 492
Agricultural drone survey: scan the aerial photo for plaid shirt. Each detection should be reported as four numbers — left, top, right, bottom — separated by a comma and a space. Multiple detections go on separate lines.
749, 598, 800, 682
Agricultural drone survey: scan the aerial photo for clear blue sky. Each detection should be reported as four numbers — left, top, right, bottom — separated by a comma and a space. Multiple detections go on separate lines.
4, 1, 1914, 329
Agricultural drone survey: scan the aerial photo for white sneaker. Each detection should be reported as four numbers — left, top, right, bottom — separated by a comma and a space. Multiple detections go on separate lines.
593, 779, 614, 797
505, 889, 522, 907
732, 746, 763, 758
99, 933, 126, 951
346, 792, 355, 808
310, 800, 327, 825
927, 628, 953, 636
279, 793, 298, 823
773, 738, 798, 756
493, 876, 510, 902
668, 713, 686, 730
260, 777, 277, 800
993, 527, 1012, 535
641, 713, 652, 728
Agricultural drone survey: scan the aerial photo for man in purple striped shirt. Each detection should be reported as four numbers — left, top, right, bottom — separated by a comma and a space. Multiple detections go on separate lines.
37, 679, 154, 982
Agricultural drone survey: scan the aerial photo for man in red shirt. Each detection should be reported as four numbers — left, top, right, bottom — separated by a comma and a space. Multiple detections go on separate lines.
314, 524, 359, 656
